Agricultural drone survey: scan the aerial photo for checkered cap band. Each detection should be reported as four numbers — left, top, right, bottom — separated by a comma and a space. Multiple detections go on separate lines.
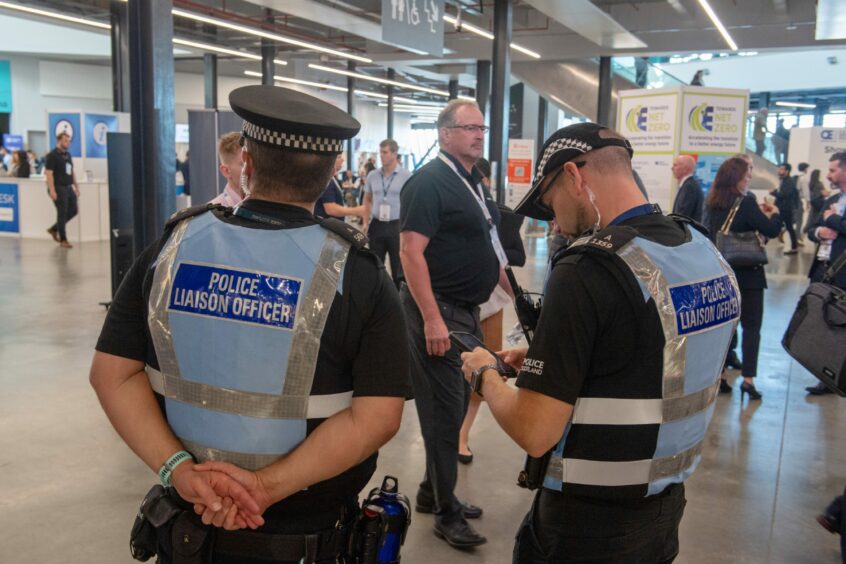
242, 120, 344, 153
534, 137, 593, 185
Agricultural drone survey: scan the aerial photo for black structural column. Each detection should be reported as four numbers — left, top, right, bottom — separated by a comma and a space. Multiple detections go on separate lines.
347, 61, 356, 170
597, 56, 613, 127
537, 95, 548, 150
204, 53, 218, 110
476, 60, 491, 118
261, 9, 275, 86
127, 0, 176, 254
814, 100, 829, 126
387, 68, 395, 139
110, 0, 130, 112
448, 78, 459, 100
489, 0, 512, 204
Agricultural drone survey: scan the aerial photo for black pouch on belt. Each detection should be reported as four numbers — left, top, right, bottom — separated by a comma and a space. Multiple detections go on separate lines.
171, 511, 214, 564
130, 485, 183, 561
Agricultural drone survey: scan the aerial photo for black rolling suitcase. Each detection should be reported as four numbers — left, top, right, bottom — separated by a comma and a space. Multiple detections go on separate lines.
782, 252, 846, 396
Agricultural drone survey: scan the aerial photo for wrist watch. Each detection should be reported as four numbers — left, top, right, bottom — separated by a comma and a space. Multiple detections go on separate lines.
470, 364, 500, 397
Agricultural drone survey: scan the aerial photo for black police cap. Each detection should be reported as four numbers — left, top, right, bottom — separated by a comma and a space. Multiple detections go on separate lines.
229, 85, 360, 154
514, 123, 634, 220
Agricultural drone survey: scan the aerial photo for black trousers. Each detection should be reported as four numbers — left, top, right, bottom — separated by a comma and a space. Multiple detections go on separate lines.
782, 212, 797, 250
50, 185, 78, 242
823, 484, 846, 563
400, 285, 480, 521
369, 219, 401, 286
513, 484, 685, 564
739, 288, 764, 379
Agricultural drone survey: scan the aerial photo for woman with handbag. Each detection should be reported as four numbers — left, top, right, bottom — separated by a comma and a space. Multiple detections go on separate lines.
705, 157, 783, 400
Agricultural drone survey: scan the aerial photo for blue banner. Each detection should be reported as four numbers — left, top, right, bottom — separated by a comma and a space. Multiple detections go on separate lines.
2, 134, 23, 151
85, 114, 118, 158
48, 112, 82, 157
168, 262, 303, 330
670, 275, 739, 336
0, 183, 19, 233
0, 60, 11, 113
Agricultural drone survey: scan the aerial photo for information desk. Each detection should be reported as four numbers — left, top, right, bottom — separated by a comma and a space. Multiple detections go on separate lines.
0, 178, 109, 242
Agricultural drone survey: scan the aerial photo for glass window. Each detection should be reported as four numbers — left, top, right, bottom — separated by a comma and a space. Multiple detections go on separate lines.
798, 114, 815, 128
823, 114, 846, 128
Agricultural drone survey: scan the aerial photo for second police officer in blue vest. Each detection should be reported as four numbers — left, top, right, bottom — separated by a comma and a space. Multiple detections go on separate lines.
90, 85, 411, 563
459, 123, 741, 563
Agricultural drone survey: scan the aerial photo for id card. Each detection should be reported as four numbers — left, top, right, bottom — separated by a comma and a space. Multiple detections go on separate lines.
65, 162, 72, 176
489, 225, 508, 266
378, 204, 391, 222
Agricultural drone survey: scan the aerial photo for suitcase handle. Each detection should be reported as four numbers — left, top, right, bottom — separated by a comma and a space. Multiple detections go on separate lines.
823, 295, 846, 328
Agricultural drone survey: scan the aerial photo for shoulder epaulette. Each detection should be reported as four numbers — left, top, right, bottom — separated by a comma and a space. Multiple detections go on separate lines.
555, 225, 639, 265
666, 213, 708, 237
319, 217, 369, 250
164, 203, 225, 229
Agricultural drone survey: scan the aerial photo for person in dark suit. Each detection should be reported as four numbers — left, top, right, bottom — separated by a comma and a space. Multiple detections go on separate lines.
705, 157, 782, 400
671, 155, 703, 222
804, 152, 846, 395
771, 163, 799, 254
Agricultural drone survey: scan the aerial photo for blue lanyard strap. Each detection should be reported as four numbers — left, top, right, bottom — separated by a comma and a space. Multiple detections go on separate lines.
610, 203, 661, 226
232, 205, 289, 227
380, 170, 396, 198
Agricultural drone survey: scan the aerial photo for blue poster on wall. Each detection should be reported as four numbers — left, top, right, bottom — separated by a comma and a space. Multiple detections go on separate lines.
0, 60, 11, 113
48, 112, 82, 157
2, 134, 23, 151
0, 183, 19, 233
85, 114, 118, 158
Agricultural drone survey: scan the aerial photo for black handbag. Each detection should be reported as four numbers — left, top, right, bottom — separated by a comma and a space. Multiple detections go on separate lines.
782, 252, 846, 396
715, 198, 769, 268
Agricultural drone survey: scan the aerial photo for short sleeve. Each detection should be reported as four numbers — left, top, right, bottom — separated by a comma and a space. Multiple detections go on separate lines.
400, 174, 442, 238
516, 257, 619, 404
348, 254, 411, 397
44, 152, 56, 172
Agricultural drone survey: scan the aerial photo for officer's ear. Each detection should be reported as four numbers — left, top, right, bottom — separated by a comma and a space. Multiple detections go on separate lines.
562, 161, 586, 196
241, 147, 254, 178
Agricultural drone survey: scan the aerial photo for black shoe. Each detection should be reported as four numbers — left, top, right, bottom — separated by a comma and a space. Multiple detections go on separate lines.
433, 517, 487, 549
806, 382, 835, 395
784, 249, 798, 255
740, 381, 762, 401
816, 513, 839, 534
458, 450, 473, 465
416, 493, 483, 519
725, 351, 743, 371
719, 378, 732, 394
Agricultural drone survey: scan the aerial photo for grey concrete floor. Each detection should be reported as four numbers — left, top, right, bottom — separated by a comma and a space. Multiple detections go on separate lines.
0, 234, 844, 563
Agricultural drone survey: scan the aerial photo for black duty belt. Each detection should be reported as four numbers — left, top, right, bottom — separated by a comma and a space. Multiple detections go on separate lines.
399, 282, 477, 311
215, 524, 349, 562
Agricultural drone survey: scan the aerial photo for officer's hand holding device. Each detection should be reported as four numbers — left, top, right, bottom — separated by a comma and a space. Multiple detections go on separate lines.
449, 331, 517, 379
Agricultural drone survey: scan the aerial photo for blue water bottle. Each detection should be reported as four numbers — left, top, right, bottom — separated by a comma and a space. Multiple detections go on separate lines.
361, 476, 410, 563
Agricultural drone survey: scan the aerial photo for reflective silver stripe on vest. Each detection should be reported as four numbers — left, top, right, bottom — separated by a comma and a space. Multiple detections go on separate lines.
571, 381, 719, 425
545, 441, 704, 487
147, 222, 351, 420
145, 366, 353, 419
180, 438, 281, 471
616, 241, 686, 399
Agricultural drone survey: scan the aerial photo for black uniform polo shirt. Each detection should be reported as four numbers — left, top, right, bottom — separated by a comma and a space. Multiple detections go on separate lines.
96, 199, 411, 518
44, 147, 74, 186
400, 151, 501, 306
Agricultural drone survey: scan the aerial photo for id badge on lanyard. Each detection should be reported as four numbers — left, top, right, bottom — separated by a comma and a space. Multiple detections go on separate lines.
378, 204, 391, 222
437, 153, 508, 267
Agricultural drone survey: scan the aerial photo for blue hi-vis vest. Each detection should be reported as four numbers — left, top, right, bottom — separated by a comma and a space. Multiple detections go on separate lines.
543, 220, 740, 497
146, 210, 353, 470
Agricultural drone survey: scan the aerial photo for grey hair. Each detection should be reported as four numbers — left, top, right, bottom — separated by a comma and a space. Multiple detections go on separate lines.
437, 99, 481, 129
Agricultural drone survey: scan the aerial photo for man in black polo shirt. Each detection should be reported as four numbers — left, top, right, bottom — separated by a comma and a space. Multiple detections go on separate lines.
400, 99, 509, 549
90, 86, 410, 563
44, 132, 80, 248
460, 124, 739, 563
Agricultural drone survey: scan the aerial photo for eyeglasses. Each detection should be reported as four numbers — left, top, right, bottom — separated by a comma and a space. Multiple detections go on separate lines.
448, 124, 489, 134
534, 161, 586, 217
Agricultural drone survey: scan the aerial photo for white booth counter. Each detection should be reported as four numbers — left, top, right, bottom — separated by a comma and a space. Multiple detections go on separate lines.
0, 177, 110, 242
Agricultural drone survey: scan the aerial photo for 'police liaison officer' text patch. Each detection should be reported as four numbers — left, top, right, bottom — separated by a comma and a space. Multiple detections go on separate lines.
669, 275, 740, 336
168, 262, 302, 330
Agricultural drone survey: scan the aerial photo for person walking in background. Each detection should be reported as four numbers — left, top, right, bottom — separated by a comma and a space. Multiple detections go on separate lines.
209, 132, 243, 206
705, 157, 782, 400
805, 152, 846, 395
796, 162, 810, 242
753, 108, 769, 156
773, 119, 790, 164
691, 69, 705, 86
44, 132, 80, 249
772, 163, 799, 254
457, 157, 525, 466
807, 168, 829, 228
671, 154, 703, 222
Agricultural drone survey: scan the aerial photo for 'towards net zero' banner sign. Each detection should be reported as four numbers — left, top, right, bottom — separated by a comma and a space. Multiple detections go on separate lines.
680, 92, 747, 154
168, 262, 303, 330
617, 92, 678, 153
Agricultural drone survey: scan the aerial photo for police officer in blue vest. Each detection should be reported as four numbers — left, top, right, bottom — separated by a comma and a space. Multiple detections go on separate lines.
90, 85, 410, 563
459, 123, 741, 563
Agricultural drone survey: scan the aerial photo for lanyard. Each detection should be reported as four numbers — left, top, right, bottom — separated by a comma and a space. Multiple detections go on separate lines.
609, 203, 661, 226
437, 152, 508, 266
437, 153, 493, 223
232, 204, 289, 228
379, 169, 396, 199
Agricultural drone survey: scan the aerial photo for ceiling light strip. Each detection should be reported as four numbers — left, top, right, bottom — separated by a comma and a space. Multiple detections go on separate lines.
309, 63, 451, 97
0, 0, 110, 29
173, 38, 286, 65
695, 0, 738, 51
774, 101, 816, 109
245, 70, 428, 105
173, 8, 372, 63
443, 14, 541, 59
